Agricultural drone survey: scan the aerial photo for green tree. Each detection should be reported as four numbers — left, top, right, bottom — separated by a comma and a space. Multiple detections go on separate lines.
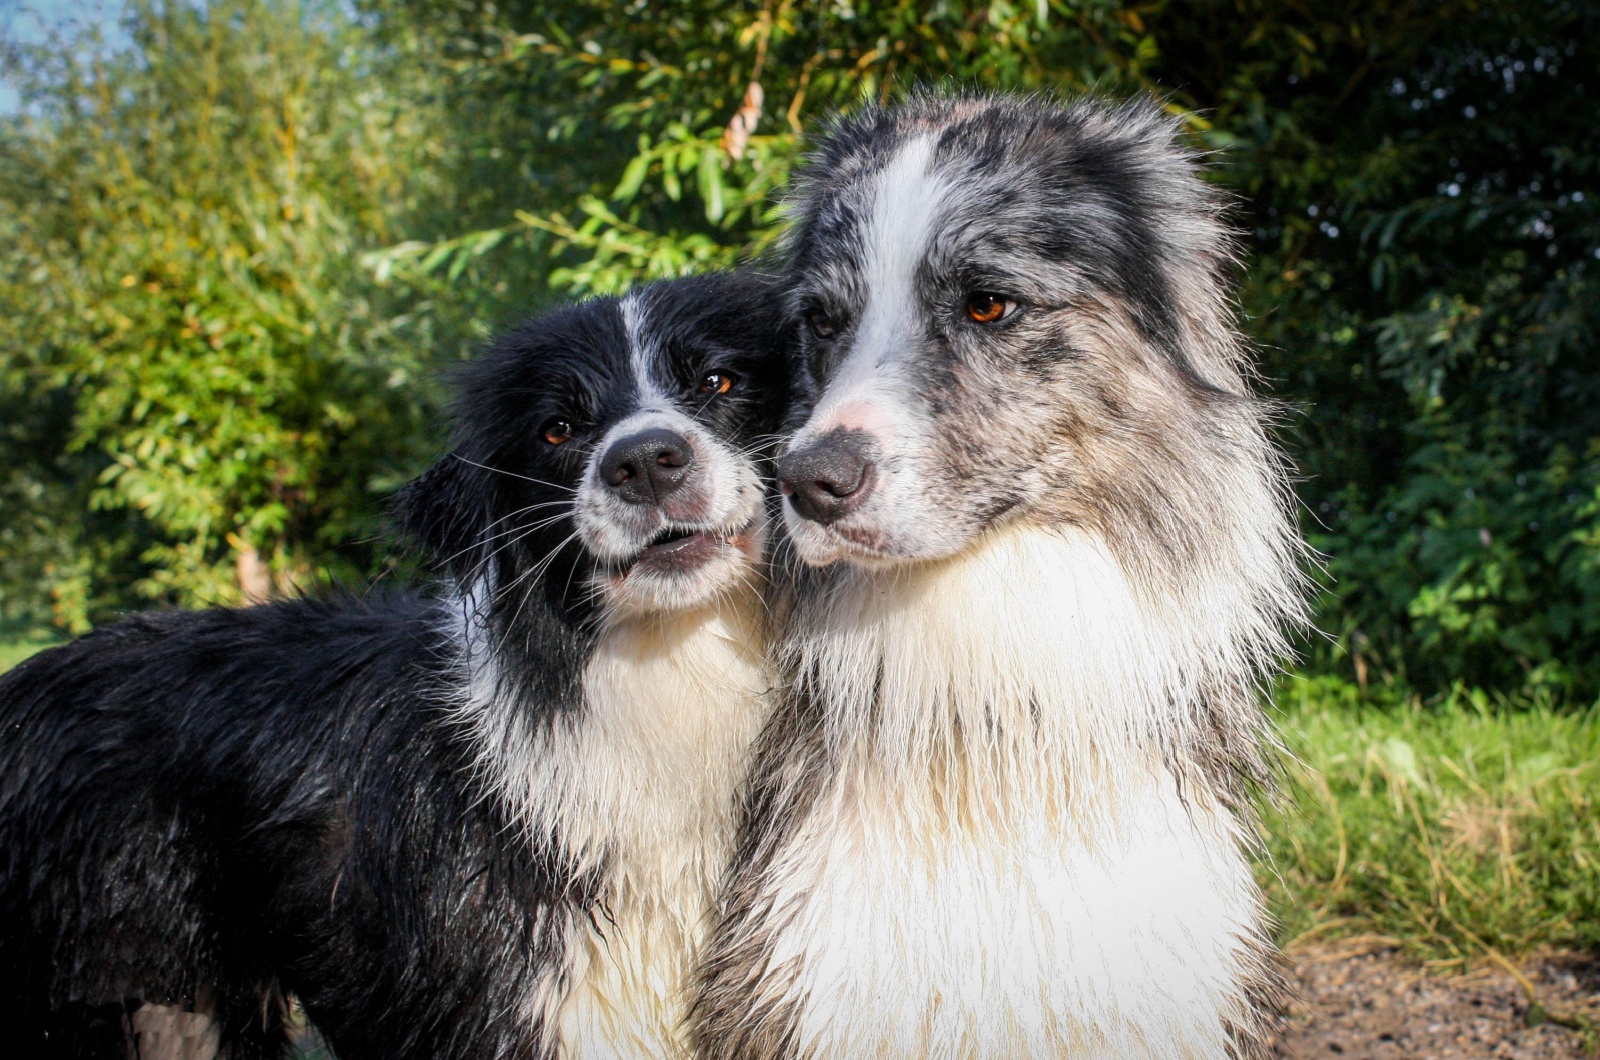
381, 0, 1599, 697
0, 0, 458, 628
5, 0, 1594, 695
365, 0, 1165, 292
1162, 0, 1600, 694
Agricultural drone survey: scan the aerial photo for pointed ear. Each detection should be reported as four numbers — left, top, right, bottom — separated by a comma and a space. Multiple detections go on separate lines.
391, 451, 491, 575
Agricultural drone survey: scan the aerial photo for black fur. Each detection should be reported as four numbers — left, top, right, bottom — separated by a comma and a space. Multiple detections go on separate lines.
0, 271, 789, 1059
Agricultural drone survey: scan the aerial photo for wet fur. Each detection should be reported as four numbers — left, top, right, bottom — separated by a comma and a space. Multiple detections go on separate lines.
0, 272, 789, 1059
693, 94, 1309, 1059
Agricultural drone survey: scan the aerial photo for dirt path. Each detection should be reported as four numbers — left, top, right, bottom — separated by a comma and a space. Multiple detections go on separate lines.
1277, 946, 1599, 1058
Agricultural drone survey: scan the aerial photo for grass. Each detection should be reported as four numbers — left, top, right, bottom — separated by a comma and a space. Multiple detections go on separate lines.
1260, 675, 1600, 967
0, 637, 57, 673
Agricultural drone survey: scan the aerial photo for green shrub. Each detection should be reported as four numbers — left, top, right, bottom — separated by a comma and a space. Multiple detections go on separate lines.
383, 0, 1600, 699
3, 0, 1596, 699
0, 0, 456, 627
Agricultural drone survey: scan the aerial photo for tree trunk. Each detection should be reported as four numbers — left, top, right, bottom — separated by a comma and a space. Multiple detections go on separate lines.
236, 544, 272, 605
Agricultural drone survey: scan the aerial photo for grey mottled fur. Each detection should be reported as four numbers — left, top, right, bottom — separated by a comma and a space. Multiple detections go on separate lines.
692, 93, 1311, 1059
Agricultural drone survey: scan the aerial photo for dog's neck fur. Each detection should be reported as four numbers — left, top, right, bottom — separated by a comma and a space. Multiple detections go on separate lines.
790, 524, 1276, 805
453, 581, 771, 1059
704, 524, 1287, 1058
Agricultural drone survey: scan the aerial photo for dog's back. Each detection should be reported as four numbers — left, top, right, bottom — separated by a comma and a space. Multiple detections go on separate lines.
0, 595, 578, 1058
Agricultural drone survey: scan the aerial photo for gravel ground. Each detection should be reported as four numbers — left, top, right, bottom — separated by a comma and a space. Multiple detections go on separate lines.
1277, 946, 1600, 1059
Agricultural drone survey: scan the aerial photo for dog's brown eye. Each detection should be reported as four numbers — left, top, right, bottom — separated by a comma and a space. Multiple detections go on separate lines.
698, 370, 737, 396
805, 308, 835, 340
965, 293, 1015, 324
541, 418, 573, 446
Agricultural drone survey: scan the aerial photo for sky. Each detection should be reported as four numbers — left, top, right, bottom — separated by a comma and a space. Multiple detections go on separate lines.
0, 1, 129, 113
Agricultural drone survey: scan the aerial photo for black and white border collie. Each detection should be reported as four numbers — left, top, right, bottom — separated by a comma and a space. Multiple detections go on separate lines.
0, 272, 789, 1059
694, 95, 1310, 1058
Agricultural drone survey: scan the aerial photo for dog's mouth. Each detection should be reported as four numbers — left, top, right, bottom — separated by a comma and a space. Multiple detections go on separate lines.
784, 513, 901, 568
825, 524, 896, 556
622, 521, 755, 576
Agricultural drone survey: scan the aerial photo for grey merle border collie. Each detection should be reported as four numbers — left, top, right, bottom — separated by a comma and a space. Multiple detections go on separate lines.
0, 272, 788, 1059
693, 95, 1310, 1058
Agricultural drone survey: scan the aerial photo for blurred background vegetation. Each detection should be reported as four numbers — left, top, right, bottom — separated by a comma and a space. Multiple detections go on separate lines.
0, 0, 1597, 965
1, 0, 1596, 694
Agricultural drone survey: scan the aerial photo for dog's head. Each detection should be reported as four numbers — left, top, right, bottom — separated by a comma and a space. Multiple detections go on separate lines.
399, 272, 789, 623
775, 94, 1258, 570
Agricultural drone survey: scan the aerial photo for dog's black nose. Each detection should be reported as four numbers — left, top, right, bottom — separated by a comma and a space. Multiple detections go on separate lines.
778, 434, 875, 525
601, 428, 693, 505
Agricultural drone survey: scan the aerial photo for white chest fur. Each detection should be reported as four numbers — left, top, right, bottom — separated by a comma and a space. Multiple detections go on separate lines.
755, 527, 1272, 1058
764, 760, 1258, 1058
554, 606, 769, 1059
457, 593, 770, 1059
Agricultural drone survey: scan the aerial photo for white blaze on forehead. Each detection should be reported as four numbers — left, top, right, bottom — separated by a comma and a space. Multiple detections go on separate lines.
620, 290, 670, 407
860, 133, 945, 346
810, 134, 946, 429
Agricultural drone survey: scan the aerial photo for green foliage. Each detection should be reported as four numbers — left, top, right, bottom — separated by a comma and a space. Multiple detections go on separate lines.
1263, 676, 1600, 961
377, 0, 1599, 698
1203, 1, 1600, 696
0, 0, 457, 626
365, 0, 1169, 293
1, 0, 1595, 698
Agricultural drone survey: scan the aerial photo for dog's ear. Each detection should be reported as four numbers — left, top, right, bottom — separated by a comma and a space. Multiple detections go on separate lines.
391, 451, 491, 576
